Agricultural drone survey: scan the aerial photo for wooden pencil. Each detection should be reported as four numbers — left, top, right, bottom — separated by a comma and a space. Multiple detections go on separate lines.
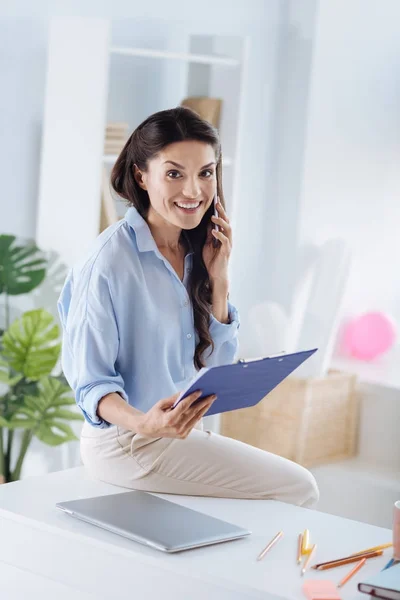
338, 558, 366, 588
350, 542, 393, 556
297, 533, 303, 564
312, 549, 383, 570
301, 529, 310, 554
301, 544, 317, 576
257, 531, 284, 561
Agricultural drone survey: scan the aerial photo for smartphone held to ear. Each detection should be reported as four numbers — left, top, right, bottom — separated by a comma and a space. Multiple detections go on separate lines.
212, 194, 220, 248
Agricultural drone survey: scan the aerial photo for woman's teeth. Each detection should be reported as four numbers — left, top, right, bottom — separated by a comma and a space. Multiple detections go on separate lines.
175, 202, 201, 210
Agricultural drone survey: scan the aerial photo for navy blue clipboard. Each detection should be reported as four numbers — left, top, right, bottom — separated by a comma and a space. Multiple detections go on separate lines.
172, 348, 318, 417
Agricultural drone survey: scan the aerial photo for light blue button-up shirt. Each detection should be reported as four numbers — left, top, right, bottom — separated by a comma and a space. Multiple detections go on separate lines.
57, 206, 240, 428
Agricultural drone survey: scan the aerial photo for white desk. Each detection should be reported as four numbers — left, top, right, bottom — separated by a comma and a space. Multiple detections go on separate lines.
0, 467, 393, 600
0, 559, 98, 600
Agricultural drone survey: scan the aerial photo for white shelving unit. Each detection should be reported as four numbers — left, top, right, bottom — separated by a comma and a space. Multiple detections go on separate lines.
36, 19, 249, 266
109, 46, 241, 67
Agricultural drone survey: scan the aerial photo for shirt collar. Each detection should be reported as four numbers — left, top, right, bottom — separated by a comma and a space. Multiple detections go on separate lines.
125, 206, 194, 256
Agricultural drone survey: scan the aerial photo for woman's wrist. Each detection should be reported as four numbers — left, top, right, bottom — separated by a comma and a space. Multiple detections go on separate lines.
210, 276, 229, 293
211, 280, 230, 324
97, 392, 145, 433
127, 409, 146, 434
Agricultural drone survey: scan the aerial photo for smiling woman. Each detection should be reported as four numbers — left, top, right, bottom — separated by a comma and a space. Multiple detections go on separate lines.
58, 106, 319, 509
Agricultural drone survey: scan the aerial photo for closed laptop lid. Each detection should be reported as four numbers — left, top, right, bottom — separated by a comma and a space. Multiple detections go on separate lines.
56, 490, 251, 553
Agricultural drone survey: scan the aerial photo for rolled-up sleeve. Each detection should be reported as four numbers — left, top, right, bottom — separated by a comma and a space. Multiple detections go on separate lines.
58, 267, 128, 429
206, 301, 240, 366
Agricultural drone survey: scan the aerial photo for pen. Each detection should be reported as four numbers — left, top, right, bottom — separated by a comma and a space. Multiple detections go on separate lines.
301, 543, 317, 576
301, 529, 310, 554
257, 531, 284, 561
297, 533, 303, 564
312, 549, 383, 570
337, 558, 366, 588
350, 542, 393, 556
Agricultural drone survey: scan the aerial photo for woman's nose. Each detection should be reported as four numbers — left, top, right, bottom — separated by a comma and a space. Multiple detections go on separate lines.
182, 178, 201, 199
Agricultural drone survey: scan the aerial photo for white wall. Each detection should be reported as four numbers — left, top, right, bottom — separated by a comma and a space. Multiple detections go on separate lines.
0, 18, 47, 240
298, 0, 400, 325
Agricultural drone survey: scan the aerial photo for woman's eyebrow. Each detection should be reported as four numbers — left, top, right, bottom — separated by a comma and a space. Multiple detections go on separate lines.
163, 161, 216, 169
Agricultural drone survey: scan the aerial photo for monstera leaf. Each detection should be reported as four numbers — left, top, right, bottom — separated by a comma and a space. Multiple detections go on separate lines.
1, 309, 60, 379
0, 235, 47, 295
0, 357, 22, 386
7, 376, 82, 445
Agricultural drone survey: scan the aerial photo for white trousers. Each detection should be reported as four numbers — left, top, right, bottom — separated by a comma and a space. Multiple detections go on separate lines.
80, 420, 319, 508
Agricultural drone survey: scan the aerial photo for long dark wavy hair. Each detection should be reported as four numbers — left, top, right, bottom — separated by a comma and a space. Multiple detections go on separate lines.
110, 106, 226, 370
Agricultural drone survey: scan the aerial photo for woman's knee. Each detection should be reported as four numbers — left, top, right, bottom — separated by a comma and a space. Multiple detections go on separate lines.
258, 456, 319, 508
294, 466, 319, 508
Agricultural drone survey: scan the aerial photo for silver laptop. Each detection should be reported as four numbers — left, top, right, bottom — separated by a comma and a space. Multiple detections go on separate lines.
56, 490, 251, 553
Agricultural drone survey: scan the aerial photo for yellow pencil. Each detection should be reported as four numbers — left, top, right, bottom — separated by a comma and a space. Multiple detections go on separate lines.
301, 543, 317, 576
350, 543, 393, 556
301, 529, 310, 554
297, 533, 303, 564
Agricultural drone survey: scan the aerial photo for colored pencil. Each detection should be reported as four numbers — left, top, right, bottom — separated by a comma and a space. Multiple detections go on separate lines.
301, 529, 310, 554
257, 531, 284, 561
338, 558, 366, 588
301, 544, 317, 576
312, 549, 383, 570
350, 543, 392, 556
382, 558, 396, 571
297, 533, 303, 564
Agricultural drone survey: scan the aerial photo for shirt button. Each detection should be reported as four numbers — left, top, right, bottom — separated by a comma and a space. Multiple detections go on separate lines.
186, 333, 192, 339
184, 300, 189, 307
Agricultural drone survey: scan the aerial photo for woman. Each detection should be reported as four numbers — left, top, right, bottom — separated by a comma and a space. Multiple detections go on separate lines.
58, 107, 319, 507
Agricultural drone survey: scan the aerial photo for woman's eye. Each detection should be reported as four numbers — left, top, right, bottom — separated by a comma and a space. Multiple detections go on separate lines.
167, 170, 181, 179
201, 169, 213, 178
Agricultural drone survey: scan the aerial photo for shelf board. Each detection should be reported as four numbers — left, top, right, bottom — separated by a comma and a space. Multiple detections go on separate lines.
109, 46, 240, 67
103, 154, 233, 167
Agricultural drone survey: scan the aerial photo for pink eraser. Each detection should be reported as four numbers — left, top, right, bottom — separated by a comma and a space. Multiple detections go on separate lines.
302, 580, 342, 600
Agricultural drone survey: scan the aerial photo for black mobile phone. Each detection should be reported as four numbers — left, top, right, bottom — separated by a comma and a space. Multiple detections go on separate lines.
212, 193, 219, 248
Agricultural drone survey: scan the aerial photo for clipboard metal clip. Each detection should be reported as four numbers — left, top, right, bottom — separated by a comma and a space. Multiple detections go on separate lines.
237, 351, 286, 365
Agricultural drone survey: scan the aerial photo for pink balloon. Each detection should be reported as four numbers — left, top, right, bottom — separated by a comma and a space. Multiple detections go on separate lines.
343, 312, 397, 361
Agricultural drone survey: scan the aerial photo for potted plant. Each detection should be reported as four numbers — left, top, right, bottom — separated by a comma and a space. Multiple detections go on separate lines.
0, 235, 82, 484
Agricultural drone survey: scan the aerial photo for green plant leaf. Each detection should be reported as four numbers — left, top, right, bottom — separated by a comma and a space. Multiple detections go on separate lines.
36, 421, 77, 446
7, 417, 37, 429
43, 408, 83, 421
8, 376, 82, 445
0, 357, 12, 383
1, 309, 61, 379
0, 357, 23, 386
0, 235, 47, 295
0, 415, 10, 428
50, 397, 76, 407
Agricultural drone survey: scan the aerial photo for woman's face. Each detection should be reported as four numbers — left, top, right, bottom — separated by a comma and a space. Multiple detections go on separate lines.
135, 140, 217, 230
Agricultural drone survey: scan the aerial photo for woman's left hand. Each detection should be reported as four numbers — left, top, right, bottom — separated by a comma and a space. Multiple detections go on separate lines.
202, 198, 232, 287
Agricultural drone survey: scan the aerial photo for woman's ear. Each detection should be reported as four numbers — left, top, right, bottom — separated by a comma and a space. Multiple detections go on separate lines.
133, 164, 147, 190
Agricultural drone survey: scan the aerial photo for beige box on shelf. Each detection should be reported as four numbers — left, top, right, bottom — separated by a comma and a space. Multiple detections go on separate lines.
220, 370, 359, 468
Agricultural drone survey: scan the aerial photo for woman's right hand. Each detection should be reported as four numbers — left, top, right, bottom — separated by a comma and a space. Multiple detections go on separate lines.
136, 390, 216, 439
